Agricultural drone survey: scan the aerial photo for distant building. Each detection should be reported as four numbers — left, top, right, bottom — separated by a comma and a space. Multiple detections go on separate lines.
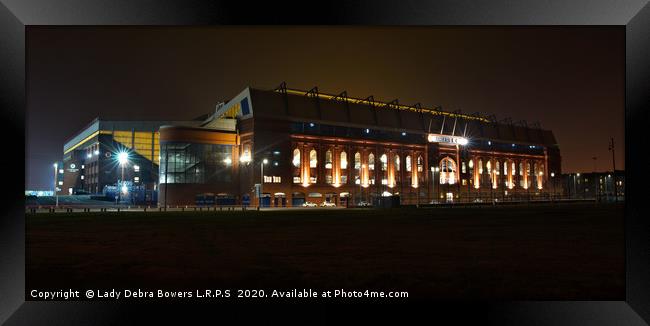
560, 170, 625, 201
59, 118, 202, 200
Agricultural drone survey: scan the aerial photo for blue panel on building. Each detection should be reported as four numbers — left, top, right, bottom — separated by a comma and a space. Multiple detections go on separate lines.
241, 98, 250, 115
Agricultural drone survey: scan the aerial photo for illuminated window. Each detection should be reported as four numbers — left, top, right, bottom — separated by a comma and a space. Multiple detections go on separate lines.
340, 152, 347, 169
406, 155, 412, 172
134, 176, 140, 182
354, 152, 361, 169
461, 161, 466, 174
395, 155, 400, 172
59, 169, 64, 174
439, 157, 457, 185
309, 149, 317, 168
519, 162, 524, 176
478, 160, 483, 174
380, 154, 387, 171
325, 150, 333, 169
80, 175, 84, 180
486, 161, 492, 174
468, 160, 474, 169
368, 153, 375, 170
58, 181, 63, 186
240, 144, 252, 163
503, 161, 508, 174
292, 148, 301, 168
293, 176, 301, 184
417, 156, 423, 172
134, 165, 140, 172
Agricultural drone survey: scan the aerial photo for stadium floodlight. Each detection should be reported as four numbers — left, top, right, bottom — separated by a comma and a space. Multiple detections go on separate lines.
117, 151, 129, 166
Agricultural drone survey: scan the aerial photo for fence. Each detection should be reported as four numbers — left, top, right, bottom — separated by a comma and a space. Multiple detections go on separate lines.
25, 205, 250, 214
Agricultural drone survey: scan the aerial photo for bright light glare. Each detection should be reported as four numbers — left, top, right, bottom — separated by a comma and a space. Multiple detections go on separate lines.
458, 138, 469, 146
262, 159, 268, 164
121, 184, 128, 194
53, 163, 58, 168
118, 152, 129, 165
223, 157, 232, 165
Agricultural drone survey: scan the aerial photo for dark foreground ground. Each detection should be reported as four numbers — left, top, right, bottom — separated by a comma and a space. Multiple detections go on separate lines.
26, 203, 624, 300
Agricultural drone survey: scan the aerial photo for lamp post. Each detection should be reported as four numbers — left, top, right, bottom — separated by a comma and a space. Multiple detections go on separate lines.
117, 151, 129, 205
550, 172, 555, 201
259, 158, 268, 209
53, 163, 59, 207
360, 163, 366, 204
574, 173, 580, 199
608, 137, 617, 202
430, 166, 439, 204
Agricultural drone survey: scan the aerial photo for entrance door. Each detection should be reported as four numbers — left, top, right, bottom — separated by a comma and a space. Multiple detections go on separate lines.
446, 192, 454, 203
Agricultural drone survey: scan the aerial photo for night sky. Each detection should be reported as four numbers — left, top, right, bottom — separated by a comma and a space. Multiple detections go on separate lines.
26, 26, 624, 190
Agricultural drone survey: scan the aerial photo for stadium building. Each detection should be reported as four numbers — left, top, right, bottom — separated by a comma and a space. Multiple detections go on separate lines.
60, 83, 562, 206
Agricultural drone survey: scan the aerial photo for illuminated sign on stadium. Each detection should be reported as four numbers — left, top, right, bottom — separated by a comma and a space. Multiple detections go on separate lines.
427, 133, 469, 146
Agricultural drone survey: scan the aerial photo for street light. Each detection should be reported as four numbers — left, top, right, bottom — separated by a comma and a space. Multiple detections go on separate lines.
259, 158, 268, 209
53, 163, 59, 207
550, 172, 555, 201
430, 166, 439, 204
116, 151, 129, 204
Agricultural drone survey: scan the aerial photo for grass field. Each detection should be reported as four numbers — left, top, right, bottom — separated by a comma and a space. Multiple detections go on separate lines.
26, 203, 624, 300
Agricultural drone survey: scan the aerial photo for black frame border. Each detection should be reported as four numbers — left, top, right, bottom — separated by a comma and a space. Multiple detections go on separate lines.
2, 1, 649, 324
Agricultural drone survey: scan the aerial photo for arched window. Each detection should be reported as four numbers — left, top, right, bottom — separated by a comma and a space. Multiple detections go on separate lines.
486, 161, 492, 174
526, 162, 531, 175
309, 149, 317, 168
292, 148, 301, 168
503, 161, 508, 174
395, 155, 400, 172
439, 157, 457, 185
462, 161, 466, 174
495, 160, 500, 175
340, 152, 347, 169
368, 153, 375, 170
519, 162, 524, 176
406, 155, 412, 172
380, 154, 388, 171
417, 156, 423, 172
354, 152, 361, 185
325, 150, 332, 169
478, 159, 483, 174
292, 148, 301, 184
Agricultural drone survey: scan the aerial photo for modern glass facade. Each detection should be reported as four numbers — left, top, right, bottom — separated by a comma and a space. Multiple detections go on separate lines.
159, 142, 233, 184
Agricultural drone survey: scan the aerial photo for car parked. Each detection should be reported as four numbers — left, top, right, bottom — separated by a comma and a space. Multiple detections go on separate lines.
320, 201, 336, 207
357, 201, 372, 207
302, 201, 317, 207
